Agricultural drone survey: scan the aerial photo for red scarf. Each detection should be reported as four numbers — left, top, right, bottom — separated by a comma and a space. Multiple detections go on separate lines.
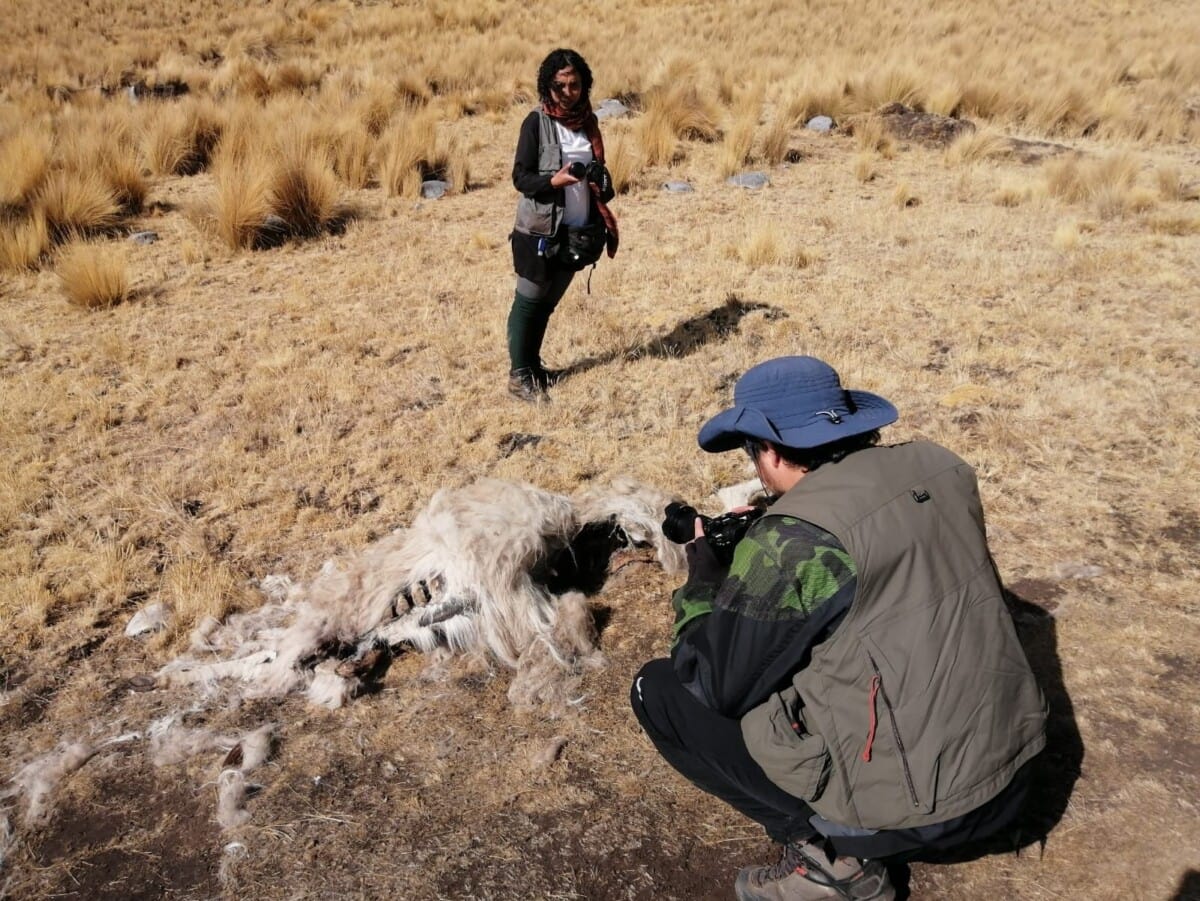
542, 101, 619, 258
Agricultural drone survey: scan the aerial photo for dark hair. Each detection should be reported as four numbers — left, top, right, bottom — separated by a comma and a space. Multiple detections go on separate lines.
537, 48, 593, 106
746, 431, 881, 471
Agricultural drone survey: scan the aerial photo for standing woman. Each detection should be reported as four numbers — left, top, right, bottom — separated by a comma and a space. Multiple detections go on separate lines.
507, 48, 619, 401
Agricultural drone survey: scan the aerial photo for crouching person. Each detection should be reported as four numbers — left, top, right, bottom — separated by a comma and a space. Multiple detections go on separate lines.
631, 356, 1046, 900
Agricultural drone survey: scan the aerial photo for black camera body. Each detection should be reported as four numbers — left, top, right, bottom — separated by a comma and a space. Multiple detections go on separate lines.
662, 501, 765, 564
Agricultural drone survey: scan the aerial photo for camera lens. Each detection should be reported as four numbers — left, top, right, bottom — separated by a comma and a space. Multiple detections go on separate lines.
567, 162, 586, 178
662, 502, 702, 545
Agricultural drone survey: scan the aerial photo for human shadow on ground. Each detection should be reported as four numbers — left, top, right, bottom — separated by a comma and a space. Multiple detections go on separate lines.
1170, 870, 1200, 901
889, 587, 1085, 896
556, 293, 777, 383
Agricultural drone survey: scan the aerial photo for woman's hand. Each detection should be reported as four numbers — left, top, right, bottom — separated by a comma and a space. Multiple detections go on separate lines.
548, 164, 583, 189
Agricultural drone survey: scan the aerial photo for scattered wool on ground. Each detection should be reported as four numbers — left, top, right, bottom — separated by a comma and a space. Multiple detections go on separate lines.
216, 769, 252, 830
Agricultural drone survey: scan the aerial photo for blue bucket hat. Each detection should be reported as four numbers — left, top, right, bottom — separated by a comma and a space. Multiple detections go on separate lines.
698, 356, 898, 452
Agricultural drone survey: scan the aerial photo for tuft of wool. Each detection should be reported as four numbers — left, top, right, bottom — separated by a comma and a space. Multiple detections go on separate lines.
218, 840, 248, 889
5, 741, 98, 826
234, 724, 276, 773
0, 812, 14, 870
148, 716, 237, 767
508, 592, 603, 712
306, 662, 356, 710
216, 769, 251, 830
716, 478, 767, 512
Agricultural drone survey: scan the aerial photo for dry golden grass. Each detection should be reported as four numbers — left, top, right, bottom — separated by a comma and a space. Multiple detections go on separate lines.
270, 147, 342, 239
212, 154, 273, 249
37, 170, 121, 243
56, 240, 130, 308
636, 81, 721, 166
0, 208, 49, 271
944, 128, 1011, 166
1, 1, 1199, 898
606, 131, 640, 195
0, 129, 51, 212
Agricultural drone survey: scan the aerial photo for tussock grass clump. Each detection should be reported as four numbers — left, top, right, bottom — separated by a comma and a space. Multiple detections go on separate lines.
1044, 152, 1147, 218
944, 128, 1011, 166
376, 112, 468, 198
37, 170, 121, 243
892, 182, 918, 209
853, 153, 877, 183
57, 240, 130, 308
213, 157, 274, 249
781, 75, 849, 126
731, 224, 819, 268
636, 82, 721, 166
1053, 220, 1081, 250
719, 115, 757, 178
926, 81, 964, 117
271, 148, 342, 239
327, 121, 375, 189
212, 137, 346, 249
142, 102, 224, 176
0, 210, 50, 272
606, 133, 640, 195
1146, 215, 1200, 236
992, 179, 1033, 207
1154, 165, 1191, 201
760, 115, 791, 167
852, 65, 924, 111
0, 131, 52, 214
853, 116, 895, 158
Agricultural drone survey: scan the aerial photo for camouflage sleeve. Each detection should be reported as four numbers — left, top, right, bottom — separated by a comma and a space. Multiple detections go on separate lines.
670, 515, 858, 717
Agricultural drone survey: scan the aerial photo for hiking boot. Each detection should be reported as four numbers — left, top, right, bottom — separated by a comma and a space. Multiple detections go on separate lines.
533, 364, 566, 390
507, 368, 546, 402
734, 841, 895, 901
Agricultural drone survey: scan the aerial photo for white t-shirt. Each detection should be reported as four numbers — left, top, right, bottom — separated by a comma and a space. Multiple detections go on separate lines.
554, 120, 594, 228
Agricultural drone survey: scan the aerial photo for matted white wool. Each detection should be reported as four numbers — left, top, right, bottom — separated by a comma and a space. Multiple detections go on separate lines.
156, 477, 679, 709
216, 769, 251, 830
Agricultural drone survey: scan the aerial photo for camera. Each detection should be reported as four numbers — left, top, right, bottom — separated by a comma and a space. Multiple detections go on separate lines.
567, 161, 607, 183
661, 502, 765, 564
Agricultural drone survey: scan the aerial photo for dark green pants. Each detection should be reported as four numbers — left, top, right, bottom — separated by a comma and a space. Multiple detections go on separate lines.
507, 269, 575, 372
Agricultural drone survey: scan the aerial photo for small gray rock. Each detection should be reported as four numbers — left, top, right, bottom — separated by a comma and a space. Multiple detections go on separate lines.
805, 115, 834, 133
594, 99, 630, 120
420, 180, 449, 199
726, 172, 769, 189
662, 181, 694, 193
129, 230, 158, 245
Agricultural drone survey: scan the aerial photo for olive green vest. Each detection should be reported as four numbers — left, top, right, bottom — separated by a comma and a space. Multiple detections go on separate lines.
741, 441, 1046, 830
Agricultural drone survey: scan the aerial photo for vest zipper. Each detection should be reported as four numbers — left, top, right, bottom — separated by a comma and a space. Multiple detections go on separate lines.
865, 652, 921, 808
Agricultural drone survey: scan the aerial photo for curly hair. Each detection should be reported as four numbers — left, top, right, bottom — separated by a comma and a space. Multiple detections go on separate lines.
536, 48, 593, 106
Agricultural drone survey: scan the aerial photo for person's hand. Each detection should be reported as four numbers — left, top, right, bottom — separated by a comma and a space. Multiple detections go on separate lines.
549, 164, 582, 188
692, 517, 705, 541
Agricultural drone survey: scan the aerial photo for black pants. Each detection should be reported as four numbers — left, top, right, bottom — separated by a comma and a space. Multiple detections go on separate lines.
631, 658, 1033, 861
507, 269, 575, 372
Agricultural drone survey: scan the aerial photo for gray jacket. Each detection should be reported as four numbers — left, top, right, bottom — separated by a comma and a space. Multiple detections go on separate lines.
741, 442, 1047, 830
